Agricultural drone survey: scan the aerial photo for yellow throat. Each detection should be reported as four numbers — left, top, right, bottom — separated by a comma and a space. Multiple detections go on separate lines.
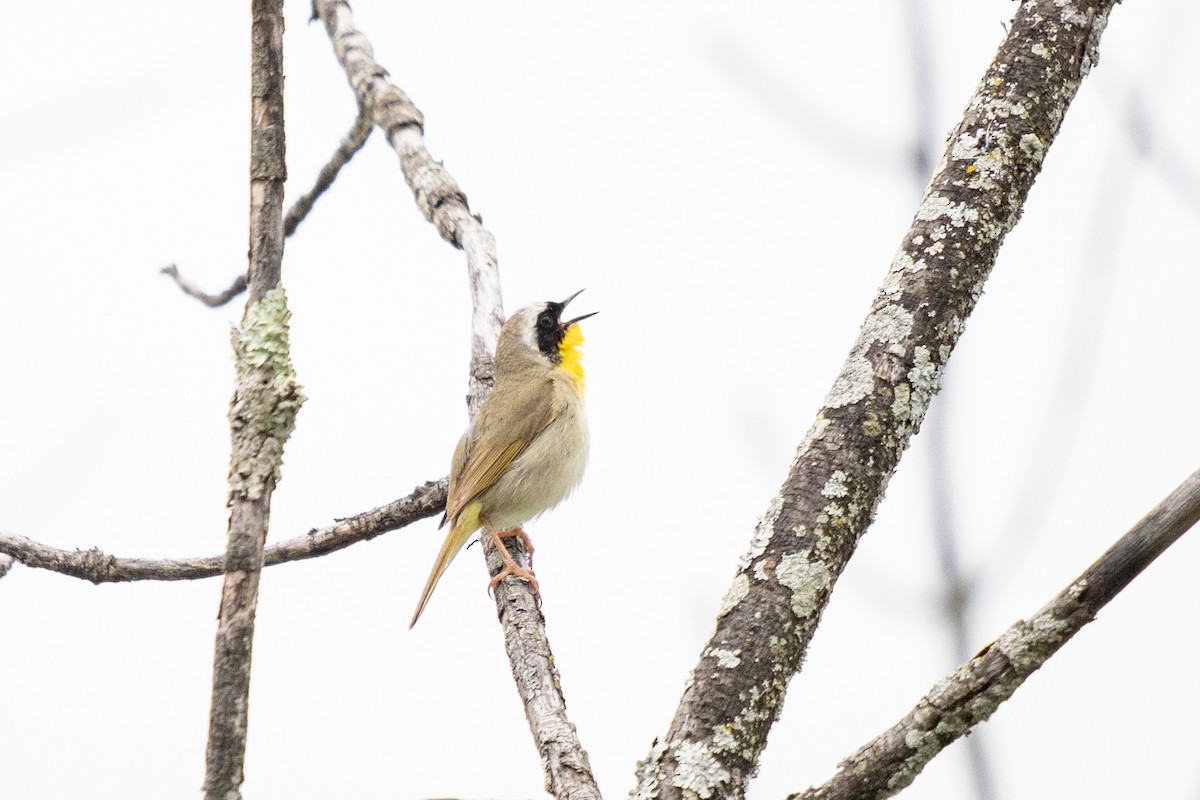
558, 323, 586, 391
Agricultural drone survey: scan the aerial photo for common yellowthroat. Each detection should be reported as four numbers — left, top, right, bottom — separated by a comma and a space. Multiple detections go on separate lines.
410, 290, 595, 627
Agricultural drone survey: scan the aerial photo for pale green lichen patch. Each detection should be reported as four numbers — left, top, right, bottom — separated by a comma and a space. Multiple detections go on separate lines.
892, 383, 912, 422
752, 558, 773, 582
1019, 132, 1045, 162
710, 726, 737, 754
821, 471, 849, 499
904, 346, 943, 427
228, 287, 305, 501
738, 494, 783, 571
996, 606, 1073, 676
717, 573, 750, 618
800, 416, 832, 451
712, 678, 786, 763
826, 304, 914, 409
630, 738, 668, 800
863, 304, 914, 346
776, 551, 831, 620
670, 740, 731, 800
825, 355, 874, 409
822, 502, 850, 531
916, 194, 980, 228
708, 647, 742, 669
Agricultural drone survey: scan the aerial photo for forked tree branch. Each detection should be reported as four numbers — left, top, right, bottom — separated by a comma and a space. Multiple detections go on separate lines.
313, 3, 600, 799
162, 105, 374, 307
0, 479, 446, 583
631, 3, 1116, 799
792, 466, 1200, 800
205, 2, 299, 798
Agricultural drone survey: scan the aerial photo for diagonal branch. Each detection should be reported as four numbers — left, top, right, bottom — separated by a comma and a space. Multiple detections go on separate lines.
313, 3, 600, 800
204, 2, 298, 798
631, 3, 1118, 799
792, 466, 1200, 800
162, 105, 374, 307
314, 0, 504, 416
283, 105, 374, 237
0, 479, 445, 583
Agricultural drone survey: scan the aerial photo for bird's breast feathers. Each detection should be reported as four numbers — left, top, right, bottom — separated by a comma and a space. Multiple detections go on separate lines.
557, 323, 586, 392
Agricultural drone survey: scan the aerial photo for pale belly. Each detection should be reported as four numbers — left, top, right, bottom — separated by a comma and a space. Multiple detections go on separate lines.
476, 402, 589, 530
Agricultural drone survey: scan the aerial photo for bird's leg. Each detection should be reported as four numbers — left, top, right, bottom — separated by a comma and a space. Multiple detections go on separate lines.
496, 526, 534, 568
481, 517, 539, 597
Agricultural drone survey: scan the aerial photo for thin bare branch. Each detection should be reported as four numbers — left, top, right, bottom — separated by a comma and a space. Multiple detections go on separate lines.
792, 466, 1200, 800
160, 264, 248, 307
0, 480, 445, 584
631, 4, 1118, 799
283, 106, 374, 237
314, 0, 504, 416
163, 103, 374, 308
204, 2, 295, 798
313, 3, 599, 799
489, 550, 600, 799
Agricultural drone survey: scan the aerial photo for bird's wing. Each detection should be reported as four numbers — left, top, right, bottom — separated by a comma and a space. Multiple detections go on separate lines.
439, 431, 471, 528
443, 378, 559, 526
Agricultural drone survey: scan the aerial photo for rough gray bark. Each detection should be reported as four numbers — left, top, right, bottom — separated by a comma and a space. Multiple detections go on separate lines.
631, 3, 1116, 800
792, 466, 1200, 800
313, 4, 600, 799
0, 480, 445, 583
204, 2, 299, 799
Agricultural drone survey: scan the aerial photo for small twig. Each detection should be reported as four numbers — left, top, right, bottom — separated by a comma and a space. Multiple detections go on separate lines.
283, 106, 373, 237
791, 466, 1200, 800
163, 104, 374, 308
0, 479, 445, 584
161, 264, 248, 308
313, 4, 599, 799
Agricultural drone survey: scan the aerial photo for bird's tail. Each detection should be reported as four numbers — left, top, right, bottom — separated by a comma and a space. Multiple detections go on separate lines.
410, 503, 480, 627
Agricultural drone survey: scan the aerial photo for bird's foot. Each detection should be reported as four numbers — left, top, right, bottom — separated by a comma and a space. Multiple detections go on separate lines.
488, 561, 540, 597
482, 520, 539, 599
496, 526, 534, 568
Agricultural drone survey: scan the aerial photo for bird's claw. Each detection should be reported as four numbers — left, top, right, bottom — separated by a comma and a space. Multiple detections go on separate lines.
487, 563, 540, 598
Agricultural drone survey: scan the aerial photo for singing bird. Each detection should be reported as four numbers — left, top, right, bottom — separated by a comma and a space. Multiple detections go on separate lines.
410, 290, 595, 627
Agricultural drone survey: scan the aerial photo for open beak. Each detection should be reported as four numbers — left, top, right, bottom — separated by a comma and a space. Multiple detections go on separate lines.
559, 289, 597, 327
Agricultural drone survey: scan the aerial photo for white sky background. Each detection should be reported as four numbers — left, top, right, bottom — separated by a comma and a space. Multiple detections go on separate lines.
2, 1, 1199, 798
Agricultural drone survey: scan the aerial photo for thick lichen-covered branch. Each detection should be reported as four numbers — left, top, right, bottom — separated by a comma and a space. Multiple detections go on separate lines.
792, 466, 1200, 800
631, 3, 1118, 800
0, 480, 445, 584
